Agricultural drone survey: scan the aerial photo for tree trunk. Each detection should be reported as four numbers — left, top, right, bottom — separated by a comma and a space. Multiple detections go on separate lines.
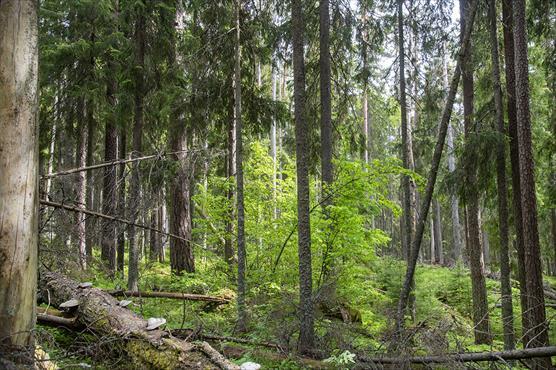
513, 0, 551, 361
128, 10, 145, 291
501, 0, 530, 346
459, 0, 491, 345
117, 121, 127, 273
76, 98, 89, 270
85, 96, 95, 264
396, 0, 478, 334
319, 0, 333, 195
225, 96, 236, 268
234, 0, 247, 333
488, 0, 514, 350
292, 0, 315, 354
433, 199, 443, 265
0, 0, 39, 348
101, 0, 119, 276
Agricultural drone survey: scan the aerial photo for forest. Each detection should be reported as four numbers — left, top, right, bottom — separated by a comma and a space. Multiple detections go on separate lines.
0, 0, 555, 368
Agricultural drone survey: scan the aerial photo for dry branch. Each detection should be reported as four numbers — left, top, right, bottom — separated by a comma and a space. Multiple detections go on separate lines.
40, 199, 188, 242
38, 271, 239, 369
36, 307, 80, 329
362, 346, 556, 364
105, 290, 231, 305
41, 150, 193, 179
171, 329, 282, 350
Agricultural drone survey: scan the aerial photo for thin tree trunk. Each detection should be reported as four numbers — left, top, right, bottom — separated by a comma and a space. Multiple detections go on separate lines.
443, 43, 463, 263
85, 97, 95, 264
235, 0, 247, 333
76, 98, 88, 270
292, 0, 314, 354
271, 64, 277, 219
0, 0, 39, 347
117, 121, 126, 273
459, 0, 491, 345
101, 6, 119, 274
225, 93, 236, 268
433, 199, 443, 265
396, 0, 478, 334
128, 10, 145, 291
319, 0, 333, 194
513, 0, 551, 361
488, 0, 514, 349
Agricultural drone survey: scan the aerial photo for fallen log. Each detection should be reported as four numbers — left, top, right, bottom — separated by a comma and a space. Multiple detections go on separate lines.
361, 346, 556, 365
39, 271, 239, 369
105, 289, 231, 305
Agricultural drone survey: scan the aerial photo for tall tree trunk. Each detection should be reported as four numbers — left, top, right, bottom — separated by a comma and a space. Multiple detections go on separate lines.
101, 0, 119, 276
0, 0, 39, 348
292, 0, 314, 354
128, 9, 145, 291
168, 7, 195, 276
513, 0, 551, 360
225, 93, 236, 268
85, 97, 95, 264
488, 0, 514, 349
443, 45, 463, 262
319, 0, 333, 194
459, 0, 491, 345
396, 0, 478, 334
271, 64, 277, 218
76, 98, 88, 270
117, 122, 126, 273
235, 0, 247, 333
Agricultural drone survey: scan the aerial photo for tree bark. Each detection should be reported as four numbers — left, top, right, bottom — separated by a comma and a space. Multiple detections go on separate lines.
487, 0, 514, 349
0, 0, 39, 348
501, 0, 530, 346
513, 0, 551, 361
225, 94, 236, 268
459, 0, 491, 345
234, 0, 247, 333
433, 199, 443, 265
75, 98, 89, 270
396, 0, 478, 334
117, 121, 127, 273
292, 0, 315, 354
101, 0, 119, 276
319, 0, 333, 194
128, 8, 145, 291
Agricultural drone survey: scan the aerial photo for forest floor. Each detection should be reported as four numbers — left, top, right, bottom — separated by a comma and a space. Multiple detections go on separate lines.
37, 256, 556, 369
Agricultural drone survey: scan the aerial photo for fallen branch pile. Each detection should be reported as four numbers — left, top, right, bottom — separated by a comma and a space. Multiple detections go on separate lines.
38, 271, 238, 369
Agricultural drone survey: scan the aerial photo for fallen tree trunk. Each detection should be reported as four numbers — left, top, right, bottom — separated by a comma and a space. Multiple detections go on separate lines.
39, 271, 239, 369
362, 346, 556, 365
105, 289, 230, 305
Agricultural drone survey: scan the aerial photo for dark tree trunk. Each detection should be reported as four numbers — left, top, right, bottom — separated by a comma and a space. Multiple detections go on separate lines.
459, 0, 491, 345
433, 199, 443, 265
396, 0, 478, 334
501, 0, 530, 346
0, 0, 39, 347
117, 122, 126, 273
319, 0, 333, 193
292, 0, 315, 354
512, 0, 551, 362
234, 0, 247, 333
128, 10, 145, 291
101, 7, 119, 274
488, 0, 514, 350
